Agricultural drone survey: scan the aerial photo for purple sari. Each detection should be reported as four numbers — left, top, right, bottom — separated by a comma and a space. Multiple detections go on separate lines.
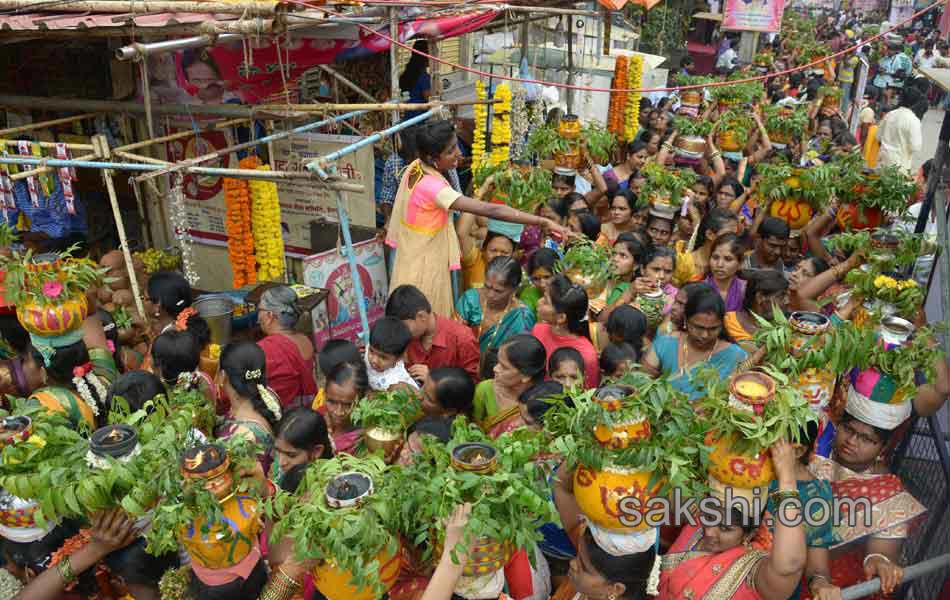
704, 275, 747, 312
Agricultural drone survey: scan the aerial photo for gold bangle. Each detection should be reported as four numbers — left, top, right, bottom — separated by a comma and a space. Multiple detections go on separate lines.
276, 566, 302, 589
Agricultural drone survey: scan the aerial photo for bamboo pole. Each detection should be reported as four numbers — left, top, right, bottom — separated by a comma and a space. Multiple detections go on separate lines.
0, 113, 97, 137
0, 139, 96, 151
113, 118, 247, 154
0, 95, 495, 119
94, 134, 148, 322
9, 152, 98, 181
389, 6, 399, 130
114, 151, 171, 165
430, 38, 443, 98
0, 0, 280, 14
319, 65, 376, 103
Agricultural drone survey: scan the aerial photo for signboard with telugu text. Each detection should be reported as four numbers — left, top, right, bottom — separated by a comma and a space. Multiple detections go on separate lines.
722, 0, 786, 32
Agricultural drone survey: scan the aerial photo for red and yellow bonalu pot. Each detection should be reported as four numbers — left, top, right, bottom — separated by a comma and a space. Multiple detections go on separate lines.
574, 464, 661, 532
590, 386, 651, 450
313, 544, 403, 600
706, 431, 774, 489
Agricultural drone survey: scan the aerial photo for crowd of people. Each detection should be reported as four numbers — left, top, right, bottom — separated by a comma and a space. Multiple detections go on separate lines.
0, 7, 948, 600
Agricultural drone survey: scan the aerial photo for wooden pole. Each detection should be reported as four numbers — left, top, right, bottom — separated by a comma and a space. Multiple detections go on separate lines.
567, 17, 575, 113
430, 37, 443, 98
9, 152, 98, 181
113, 118, 248, 154
94, 134, 147, 322
0, 113, 97, 137
255, 100, 497, 112
390, 7, 400, 129
114, 150, 172, 165
0, 139, 96, 151
318, 64, 376, 103
0, 0, 280, 14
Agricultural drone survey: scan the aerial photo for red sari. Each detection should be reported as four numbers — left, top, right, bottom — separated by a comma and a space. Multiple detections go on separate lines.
805, 456, 926, 600
257, 334, 317, 409
659, 522, 767, 599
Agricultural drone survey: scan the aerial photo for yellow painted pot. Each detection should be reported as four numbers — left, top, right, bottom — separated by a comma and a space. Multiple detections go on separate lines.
769, 198, 814, 231
680, 91, 703, 106
717, 130, 742, 152
17, 293, 89, 338
706, 432, 774, 489
574, 464, 660, 532
558, 115, 581, 140
312, 544, 402, 600
179, 494, 261, 570
565, 268, 606, 301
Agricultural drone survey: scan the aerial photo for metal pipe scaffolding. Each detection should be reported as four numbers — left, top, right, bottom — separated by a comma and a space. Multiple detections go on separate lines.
134, 106, 374, 183
307, 108, 439, 179
0, 156, 365, 192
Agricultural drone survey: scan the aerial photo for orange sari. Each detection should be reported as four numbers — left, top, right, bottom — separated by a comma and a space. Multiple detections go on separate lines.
659, 522, 767, 599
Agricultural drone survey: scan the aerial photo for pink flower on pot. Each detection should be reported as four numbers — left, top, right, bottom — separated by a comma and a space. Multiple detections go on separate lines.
42, 281, 63, 299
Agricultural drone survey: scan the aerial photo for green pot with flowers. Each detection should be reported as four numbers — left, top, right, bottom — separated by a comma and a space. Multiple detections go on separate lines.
386, 420, 555, 575
555, 239, 612, 299
352, 389, 422, 462
640, 162, 698, 219
544, 373, 708, 532
0, 246, 107, 338
267, 454, 401, 600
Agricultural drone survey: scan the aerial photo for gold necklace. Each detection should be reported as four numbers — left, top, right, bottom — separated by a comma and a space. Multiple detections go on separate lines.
681, 336, 718, 374
479, 294, 515, 337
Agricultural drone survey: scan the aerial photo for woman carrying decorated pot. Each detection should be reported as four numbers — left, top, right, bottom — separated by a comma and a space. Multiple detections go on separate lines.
642, 287, 747, 399
807, 401, 927, 597
673, 208, 739, 286
629, 246, 679, 332
455, 256, 536, 380
214, 341, 280, 478
471, 334, 546, 437
386, 120, 569, 318
724, 269, 789, 348
703, 233, 748, 312
602, 140, 650, 193
593, 233, 653, 325
658, 438, 808, 600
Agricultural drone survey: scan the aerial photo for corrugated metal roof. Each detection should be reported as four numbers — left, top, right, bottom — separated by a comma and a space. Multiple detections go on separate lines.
0, 11, 239, 32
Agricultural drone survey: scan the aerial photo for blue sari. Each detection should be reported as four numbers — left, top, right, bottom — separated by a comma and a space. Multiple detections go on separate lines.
652, 334, 747, 400
455, 289, 536, 355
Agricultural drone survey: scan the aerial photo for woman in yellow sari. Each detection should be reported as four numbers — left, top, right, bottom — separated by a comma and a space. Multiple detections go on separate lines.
386, 121, 567, 317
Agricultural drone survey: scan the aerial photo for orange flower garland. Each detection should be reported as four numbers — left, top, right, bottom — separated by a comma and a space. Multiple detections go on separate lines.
223, 157, 259, 288
607, 56, 629, 137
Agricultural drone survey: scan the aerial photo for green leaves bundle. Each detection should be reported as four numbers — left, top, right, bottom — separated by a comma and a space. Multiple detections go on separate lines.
385, 420, 555, 565
640, 162, 698, 206
582, 121, 618, 165
859, 165, 918, 213
672, 116, 714, 138
695, 366, 817, 456
555, 239, 612, 286
351, 389, 422, 434
762, 104, 810, 140
526, 124, 571, 159
267, 454, 399, 594
543, 372, 709, 499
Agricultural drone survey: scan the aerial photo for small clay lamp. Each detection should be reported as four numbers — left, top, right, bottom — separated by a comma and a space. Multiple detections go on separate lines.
0, 416, 31, 447
325, 472, 374, 509
89, 424, 138, 459
451, 443, 498, 474
180, 444, 233, 501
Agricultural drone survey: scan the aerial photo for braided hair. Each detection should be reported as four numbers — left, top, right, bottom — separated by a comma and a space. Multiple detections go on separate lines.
219, 341, 280, 428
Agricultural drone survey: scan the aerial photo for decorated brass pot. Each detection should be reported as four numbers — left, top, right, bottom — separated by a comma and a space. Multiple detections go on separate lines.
553, 147, 584, 170
706, 432, 774, 489
17, 293, 90, 338
558, 114, 581, 140
573, 464, 660, 532
717, 130, 742, 152
673, 135, 706, 159
794, 368, 836, 414
312, 545, 402, 600
451, 443, 498, 474
680, 91, 703, 107
365, 427, 404, 462
590, 386, 651, 450
180, 444, 234, 501
635, 290, 666, 330
728, 372, 775, 415
788, 311, 831, 358
564, 268, 606, 301
179, 494, 260, 570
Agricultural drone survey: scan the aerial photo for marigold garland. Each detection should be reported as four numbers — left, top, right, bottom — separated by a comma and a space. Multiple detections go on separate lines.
472, 81, 488, 172
489, 83, 512, 167
249, 166, 285, 282
625, 55, 644, 142
223, 160, 257, 288
607, 56, 629, 137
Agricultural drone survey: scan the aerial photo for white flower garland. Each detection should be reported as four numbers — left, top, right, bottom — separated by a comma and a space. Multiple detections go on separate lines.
73, 372, 108, 417
510, 87, 529, 160
169, 178, 200, 286
257, 384, 282, 421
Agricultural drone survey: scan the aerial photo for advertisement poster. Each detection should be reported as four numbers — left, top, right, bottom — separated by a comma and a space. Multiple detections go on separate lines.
888, 0, 914, 28
163, 128, 374, 257
303, 238, 388, 349
144, 12, 496, 106
722, 0, 785, 32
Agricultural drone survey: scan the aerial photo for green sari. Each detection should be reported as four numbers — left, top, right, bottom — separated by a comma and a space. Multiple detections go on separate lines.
455, 289, 536, 355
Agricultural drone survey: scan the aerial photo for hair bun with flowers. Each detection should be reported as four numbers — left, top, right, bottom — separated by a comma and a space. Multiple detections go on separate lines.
175, 307, 197, 332
257, 384, 281, 421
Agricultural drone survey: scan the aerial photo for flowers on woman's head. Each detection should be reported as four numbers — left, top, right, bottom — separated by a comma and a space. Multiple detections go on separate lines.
42, 281, 63, 299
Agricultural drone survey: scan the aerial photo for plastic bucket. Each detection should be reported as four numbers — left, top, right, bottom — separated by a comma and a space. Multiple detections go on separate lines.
194, 295, 234, 346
